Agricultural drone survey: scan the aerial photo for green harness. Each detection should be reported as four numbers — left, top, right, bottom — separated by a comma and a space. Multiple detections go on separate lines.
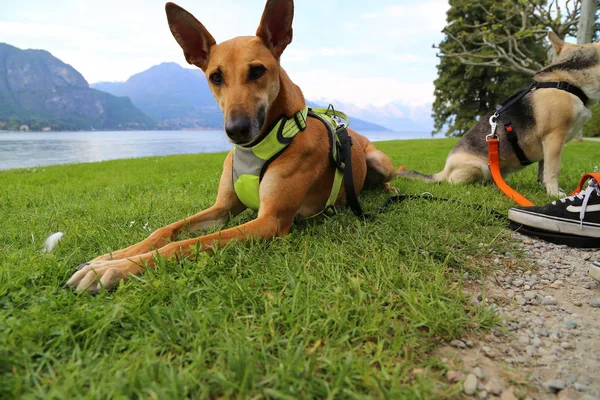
232, 106, 350, 215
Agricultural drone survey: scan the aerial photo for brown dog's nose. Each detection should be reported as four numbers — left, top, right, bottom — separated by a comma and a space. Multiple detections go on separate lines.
225, 116, 252, 143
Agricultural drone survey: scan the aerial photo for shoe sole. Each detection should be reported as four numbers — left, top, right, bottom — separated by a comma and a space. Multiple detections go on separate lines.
508, 208, 600, 238
509, 222, 600, 248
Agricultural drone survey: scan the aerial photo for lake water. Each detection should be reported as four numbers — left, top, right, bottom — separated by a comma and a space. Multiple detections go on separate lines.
0, 130, 436, 171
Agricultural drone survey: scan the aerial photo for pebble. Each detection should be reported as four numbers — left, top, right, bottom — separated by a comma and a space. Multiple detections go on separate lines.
590, 300, 600, 308
446, 370, 463, 383
542, 297, 558, 306
589, 263, 600, 282
545, 379, 567, 393
463, 373, 478, 395
478, 390, 489, 399
565, 320, 578, 329
574, 383, 590, 392
560, 342, 574, 350
524, 291, 537, 300
573, 301, 583, 307
512, 279, 525, 287
518, 335, 531, 345
499, 390, 518, 400
450, 340, 467, 349
472, 367, 485, 380
558, 388, 582, 399
584, 282, 599, 290
485, 378, 505, 395
481, 346, 498, 359
549, 280, 565, 289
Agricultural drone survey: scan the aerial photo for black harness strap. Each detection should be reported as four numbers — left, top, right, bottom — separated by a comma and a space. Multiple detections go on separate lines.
337, 127, 366, 218
535, 81, 588, 106
494, 81, 589, 166
306, 109, 368, 218
502, 119, 533, 166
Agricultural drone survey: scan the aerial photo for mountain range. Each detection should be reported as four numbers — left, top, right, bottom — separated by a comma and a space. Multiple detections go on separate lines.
0, 42, 434, 132
92, 63, 400, 132
93, 62, 434, 132
0, 43, 154, 131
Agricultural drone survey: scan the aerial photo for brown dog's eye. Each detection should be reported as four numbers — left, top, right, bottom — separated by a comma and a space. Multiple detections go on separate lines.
209, 72, 223, 85
248, 65, 266, 81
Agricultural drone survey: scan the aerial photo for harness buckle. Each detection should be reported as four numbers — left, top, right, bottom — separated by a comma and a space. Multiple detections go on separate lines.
324, 205, 337, 216
557, 81, 571, 91
487, 113, 499, 142
294, 110, 307, 131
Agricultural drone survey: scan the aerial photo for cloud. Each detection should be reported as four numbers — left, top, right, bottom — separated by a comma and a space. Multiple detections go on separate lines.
291, 69, 435, 107
0, 0, 450, 107
390, 54, 421, 63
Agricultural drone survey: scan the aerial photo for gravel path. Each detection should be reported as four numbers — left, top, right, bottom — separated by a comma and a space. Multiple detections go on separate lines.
440, 232, 600, 399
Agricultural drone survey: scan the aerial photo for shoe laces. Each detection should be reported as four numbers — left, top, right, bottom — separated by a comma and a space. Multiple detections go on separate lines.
554, 178, 599, 228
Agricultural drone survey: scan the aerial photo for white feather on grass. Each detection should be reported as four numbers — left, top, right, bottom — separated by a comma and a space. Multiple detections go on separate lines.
42, 232, 64, 253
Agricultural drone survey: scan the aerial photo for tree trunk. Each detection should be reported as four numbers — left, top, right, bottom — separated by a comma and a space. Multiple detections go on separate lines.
577, 0, 596, 44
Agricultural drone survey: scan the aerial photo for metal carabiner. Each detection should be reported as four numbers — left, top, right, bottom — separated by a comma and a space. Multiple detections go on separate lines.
486, 113, 499, 142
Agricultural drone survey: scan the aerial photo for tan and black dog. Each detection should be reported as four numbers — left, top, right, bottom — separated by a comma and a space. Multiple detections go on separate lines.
66, 0, 397, 293
398, 32, 600, 197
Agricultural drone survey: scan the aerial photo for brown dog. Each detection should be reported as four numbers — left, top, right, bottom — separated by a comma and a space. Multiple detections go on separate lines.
397, 32, 599, 197
66, 0, 397, 293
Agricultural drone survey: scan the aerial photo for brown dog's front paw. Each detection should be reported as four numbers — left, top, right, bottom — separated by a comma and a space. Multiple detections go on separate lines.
66, 259, 144, 293
76, 262, 90, 271
383, 182, 399, 194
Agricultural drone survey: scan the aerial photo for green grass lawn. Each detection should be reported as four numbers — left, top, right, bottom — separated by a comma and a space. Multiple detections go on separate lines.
1, 138, 600, 399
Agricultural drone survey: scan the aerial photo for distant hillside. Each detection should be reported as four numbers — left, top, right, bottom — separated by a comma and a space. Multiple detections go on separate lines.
305, 101, 390, 131
311, 98, 434, 133
0, 43, 154, 131
92, 63, 391, 131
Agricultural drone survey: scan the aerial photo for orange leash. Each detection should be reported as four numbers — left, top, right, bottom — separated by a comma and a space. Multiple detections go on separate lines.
488, 135, 599, 206
571, 173, 600, 195
487, 137, 534, 206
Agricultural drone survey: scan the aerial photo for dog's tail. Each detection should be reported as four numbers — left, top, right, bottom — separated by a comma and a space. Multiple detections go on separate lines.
395, 166, 445, 183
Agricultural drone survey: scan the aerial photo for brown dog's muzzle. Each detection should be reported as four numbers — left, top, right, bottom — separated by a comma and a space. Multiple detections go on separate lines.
225, 113, 253, 144
224, 106, 266, 145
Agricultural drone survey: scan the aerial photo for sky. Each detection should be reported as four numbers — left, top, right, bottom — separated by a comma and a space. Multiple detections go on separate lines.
0, 0, 449, 107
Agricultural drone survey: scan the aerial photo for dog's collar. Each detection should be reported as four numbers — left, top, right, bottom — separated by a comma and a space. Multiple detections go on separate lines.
534, 81, 588, 106
232, 107, 308, 210
241, 107, 308, 149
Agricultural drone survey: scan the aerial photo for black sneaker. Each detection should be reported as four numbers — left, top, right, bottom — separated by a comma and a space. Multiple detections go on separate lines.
508, 178, 600, 247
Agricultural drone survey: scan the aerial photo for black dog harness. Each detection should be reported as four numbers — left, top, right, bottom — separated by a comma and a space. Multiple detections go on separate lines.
490, 81, 589, 166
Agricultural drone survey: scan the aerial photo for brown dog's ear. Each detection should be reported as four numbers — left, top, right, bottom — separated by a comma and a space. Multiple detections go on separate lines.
256, 0, 294, 59
548, 31, 565, 56
165, 2, 216, 71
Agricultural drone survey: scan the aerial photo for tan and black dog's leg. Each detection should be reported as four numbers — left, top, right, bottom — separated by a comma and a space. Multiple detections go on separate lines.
89, 153, 246, 262
537, 160, 545, 184
541, 136, 566, 196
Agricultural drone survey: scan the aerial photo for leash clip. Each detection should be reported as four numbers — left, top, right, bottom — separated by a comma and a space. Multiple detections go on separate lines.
487, 113, 499, 141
